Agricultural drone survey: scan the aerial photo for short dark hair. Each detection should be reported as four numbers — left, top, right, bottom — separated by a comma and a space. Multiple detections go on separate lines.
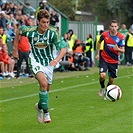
100, 30, 104, 34
37, 9, 50, 21
109, 20, 118, 26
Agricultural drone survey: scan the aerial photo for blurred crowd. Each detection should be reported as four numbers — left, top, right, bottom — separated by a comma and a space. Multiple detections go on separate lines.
0, 0, 133, 79
0, 0, 61, 79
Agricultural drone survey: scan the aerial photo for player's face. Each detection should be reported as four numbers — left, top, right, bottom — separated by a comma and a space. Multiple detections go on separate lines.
38, 18, 49, 34
109, 23, 118, 35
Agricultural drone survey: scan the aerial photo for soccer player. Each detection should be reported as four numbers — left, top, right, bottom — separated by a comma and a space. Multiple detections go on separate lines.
12, 9, 66, 123
95, 20, 125, 99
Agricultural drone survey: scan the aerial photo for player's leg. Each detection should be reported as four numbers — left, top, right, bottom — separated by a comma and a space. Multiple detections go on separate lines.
30, 59, 53, 123
104, 64, 118, 100
35, 72, 51, 123
107, 63, 118, 86
42, 66, 54, 123
98, 57, 108, 97
47, 84, 50, 92
98, 72, 106, 96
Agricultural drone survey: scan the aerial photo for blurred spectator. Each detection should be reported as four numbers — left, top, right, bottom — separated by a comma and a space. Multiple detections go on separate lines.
0, 11, 7, 28
4, 22, 15, 54
68, 29, 77, 51
67, 51, 78, 71
125, 28, 133, 65
50, 9, 59, 29
15, 4, 24, 15
4, 22, 15, 42
0, 60, 5, 77
9, 2, 16, 14
23, 14, 29, 26
9, 13, 18, 25
0, 37, 3, 49
119, 24, 128, 38
15, 35, 33, 78
1, 3, 6, 11
84, 34, 94, 67
1, 0, 7, 4
4, 2, 11, 15
61, 32, 69, 52
55, 32, 69, 71
0, 26, 6, 44
72, 39, 90, 70
36, 0, 49, 17
25, 3, 36, 15
2, 11, 18, 26
41, 0, 49, 11
0, 39, 5, 77
28, 17, 36, 26
0, 44, 15, 78
94, 30, 104, 51
94, 30, 104, 67
130, 23, 133, 33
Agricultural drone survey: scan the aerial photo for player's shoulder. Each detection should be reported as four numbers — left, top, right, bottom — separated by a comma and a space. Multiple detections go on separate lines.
102, 30, 109, 36
48, 25, 58, 33
117, 32, 124, 39
20, 26, 37, 32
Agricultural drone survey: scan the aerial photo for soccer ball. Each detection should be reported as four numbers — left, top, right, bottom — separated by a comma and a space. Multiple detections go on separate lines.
105, 85, 122, 102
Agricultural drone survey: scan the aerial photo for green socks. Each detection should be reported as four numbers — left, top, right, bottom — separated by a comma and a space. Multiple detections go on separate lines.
38, 90, 48, 111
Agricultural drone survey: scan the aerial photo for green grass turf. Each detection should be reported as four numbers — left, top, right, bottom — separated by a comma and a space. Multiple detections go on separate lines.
0, 66, 132, 133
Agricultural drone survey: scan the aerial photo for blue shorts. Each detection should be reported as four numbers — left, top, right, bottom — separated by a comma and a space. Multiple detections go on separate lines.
99, 57, 118, 78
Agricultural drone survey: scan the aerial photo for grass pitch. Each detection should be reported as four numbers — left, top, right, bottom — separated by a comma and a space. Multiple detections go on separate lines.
0, 66, 132, 133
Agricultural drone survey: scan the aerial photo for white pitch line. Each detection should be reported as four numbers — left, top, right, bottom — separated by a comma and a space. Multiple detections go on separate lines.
0, 81, 98, 103
0, 74, 132, 103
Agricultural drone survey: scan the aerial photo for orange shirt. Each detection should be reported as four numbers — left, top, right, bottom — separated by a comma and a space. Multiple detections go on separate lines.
73, 45, 83, 53
18, 36, 30, 52
68, 55, 73, 64
0, 49, 10, 64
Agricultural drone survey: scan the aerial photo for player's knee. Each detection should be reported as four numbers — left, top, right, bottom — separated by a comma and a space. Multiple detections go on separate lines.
100, 73, 106, 80
109, 78, 114, 84
40, 81, 48, 90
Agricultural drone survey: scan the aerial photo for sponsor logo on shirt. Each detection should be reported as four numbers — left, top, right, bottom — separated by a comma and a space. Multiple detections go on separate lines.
107, 44, 115, 48
34, 42, 47, 49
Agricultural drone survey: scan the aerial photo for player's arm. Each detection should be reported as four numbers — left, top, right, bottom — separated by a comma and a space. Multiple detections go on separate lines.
49, 32, 67, 66
114, 39, 125, 53
95, 39, 101, 60
113, 45, 125, 53
54, 47, 66, 62
12, 28, 20, 59
49, 47, 66, 66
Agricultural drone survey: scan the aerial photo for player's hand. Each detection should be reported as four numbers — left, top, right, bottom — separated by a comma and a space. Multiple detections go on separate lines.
12, 48, 19, 60
95, 54, 99, 60
113, 44, 119, 51
49, 60, 58, 66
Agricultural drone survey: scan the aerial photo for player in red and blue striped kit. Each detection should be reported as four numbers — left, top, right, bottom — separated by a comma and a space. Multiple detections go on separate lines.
95, 20, 125, 99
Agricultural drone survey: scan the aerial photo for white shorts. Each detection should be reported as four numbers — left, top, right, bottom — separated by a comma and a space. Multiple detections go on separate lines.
29, 59, 54, 84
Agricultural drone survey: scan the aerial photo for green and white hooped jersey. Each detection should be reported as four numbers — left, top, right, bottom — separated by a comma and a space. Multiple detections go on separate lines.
19, 25, 66, 66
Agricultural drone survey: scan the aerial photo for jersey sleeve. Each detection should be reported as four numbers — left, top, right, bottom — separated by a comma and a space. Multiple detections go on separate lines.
100, 34, 104, 42
119, 39, 125, 47
19, 26, 28, 36
19, 26, 34, 36
118, 33, 125, 47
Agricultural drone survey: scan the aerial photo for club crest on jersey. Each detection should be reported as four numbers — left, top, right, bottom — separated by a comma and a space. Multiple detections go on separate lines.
116, 38, 120, 43
34, 42, 47, 49
34, 37, 38, 41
